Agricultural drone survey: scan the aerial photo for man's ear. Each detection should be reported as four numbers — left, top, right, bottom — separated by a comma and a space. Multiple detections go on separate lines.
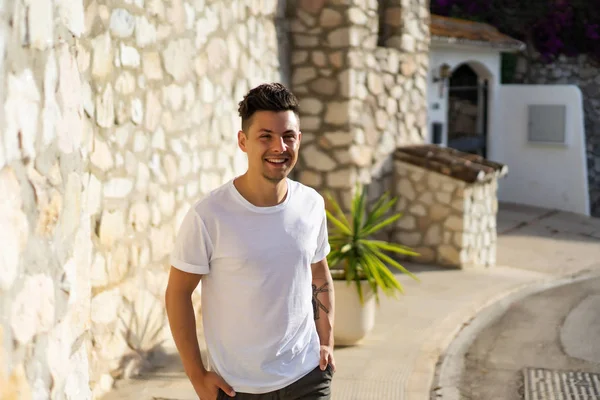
237, 130, 247, 153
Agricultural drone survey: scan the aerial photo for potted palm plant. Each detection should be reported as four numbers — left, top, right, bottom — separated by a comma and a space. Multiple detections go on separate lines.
326, 184, 419, 346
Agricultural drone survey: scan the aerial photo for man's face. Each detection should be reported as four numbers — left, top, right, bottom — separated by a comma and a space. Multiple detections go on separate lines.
238, 110, 301, 183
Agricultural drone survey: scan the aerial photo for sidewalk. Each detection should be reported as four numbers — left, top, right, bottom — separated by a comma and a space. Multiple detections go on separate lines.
102, 203, 600, 400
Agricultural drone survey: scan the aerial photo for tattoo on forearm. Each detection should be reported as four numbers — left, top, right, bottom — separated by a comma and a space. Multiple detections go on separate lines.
312, 283, 330, 320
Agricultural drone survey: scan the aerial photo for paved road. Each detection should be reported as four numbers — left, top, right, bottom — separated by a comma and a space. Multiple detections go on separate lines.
459, 277, 600, 400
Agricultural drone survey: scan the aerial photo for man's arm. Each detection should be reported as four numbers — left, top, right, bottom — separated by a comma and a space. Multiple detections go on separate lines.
165, 267, 205, 378
311, 258, 336, 371
165, 267, 235, 399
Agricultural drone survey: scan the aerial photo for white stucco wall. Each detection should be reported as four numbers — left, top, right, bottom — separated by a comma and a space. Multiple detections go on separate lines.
427, 43, 502, 146
493, 85, 590, 215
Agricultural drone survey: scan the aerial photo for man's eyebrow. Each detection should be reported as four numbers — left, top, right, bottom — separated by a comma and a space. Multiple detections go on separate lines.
258, 129, 298, 134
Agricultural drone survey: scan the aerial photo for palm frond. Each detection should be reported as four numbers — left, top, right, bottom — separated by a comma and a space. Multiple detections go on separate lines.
326, 183, 419, 303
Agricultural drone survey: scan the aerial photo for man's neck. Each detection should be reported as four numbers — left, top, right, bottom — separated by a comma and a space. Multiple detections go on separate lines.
234, 172, 288, 207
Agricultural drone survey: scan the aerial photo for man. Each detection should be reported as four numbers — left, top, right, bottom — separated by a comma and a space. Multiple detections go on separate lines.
165, 83, 336, 400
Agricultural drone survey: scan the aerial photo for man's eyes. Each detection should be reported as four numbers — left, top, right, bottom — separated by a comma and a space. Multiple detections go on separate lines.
260, 135, 297, 140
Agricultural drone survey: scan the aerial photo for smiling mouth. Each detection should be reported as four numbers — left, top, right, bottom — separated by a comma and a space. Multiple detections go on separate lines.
264, 157, 289, 166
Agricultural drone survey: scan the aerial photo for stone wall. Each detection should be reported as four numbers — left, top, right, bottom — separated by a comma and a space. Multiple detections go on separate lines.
289, 0, 430, 211
0, 0, 93, 398
0, 0, 286, 398
392, 161, 498, 268
514, 54, 600, 217
1, 0, 431, 397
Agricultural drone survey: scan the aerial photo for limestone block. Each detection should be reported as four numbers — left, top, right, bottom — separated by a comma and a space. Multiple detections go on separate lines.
444, 215, 463, 231
299, 98, 323, 115
436, 191, 452, 204
110, 9, 135, 38
303, 145, 337, 172
408, 203, 426, 216
324, 102, 349, 126
99, 209, 125, 247
396, 215, 416, 230
397, 178, 416, 201
452, 231, 464, 247
11, 274, 55, 344
367, 72, 384, 95
320, 8, 342, 27
135, 16, 157, 47
56, 0, 85, 36
107, 244, 129, 284
136, 163, 150, 191
299, 170, 323, 187
120, 43, 140, 68
439, 245, 460, 265
0, 168, 28, 290
42, 53, 60, 146
309, 78, 337, 95
91, 252, 108, 288
131, 97, 143, 125
322, 131, 351, 147
327, 168, 357, 188
0, 363, 32, 400
143, 91, 162, 132
103, 178, 133, 199
95, 84, 114, 128
158, 189, 176, 217
56, 46, 83, 152
205, 37, 227, 74
293, 67, 317, 85
129, 202, 150, 233
35, 190, 62, 236
151, 225, 174, 261
4, 70, 40, 162
349, 145, 372, 167
163, 39, 194, 82
413, 246, 435, 262
92, 32, 113, 78
424, 224, 442, 246
292, 51, 308, 65
25, 0, 53, 49
430, 204, 450, 221
418, 192, 440, 206
142, 52, 163, 80
91, 288, 122, 325
396, 232, 421, 247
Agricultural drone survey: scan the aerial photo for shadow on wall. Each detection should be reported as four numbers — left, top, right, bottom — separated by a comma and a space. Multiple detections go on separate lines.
276, 0, 291, 88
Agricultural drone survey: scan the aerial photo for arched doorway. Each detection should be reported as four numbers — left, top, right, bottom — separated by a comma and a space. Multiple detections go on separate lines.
447, 64, 489, 157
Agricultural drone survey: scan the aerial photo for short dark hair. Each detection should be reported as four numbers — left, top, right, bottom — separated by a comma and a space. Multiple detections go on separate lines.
237, 83, 299, 132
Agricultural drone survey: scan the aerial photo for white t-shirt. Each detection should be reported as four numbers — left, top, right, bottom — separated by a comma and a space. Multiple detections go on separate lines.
170, 178, 330, 394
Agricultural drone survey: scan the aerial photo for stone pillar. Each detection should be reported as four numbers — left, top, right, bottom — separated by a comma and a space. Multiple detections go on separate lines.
289, 0, 372, 210
290, 0, 431, 213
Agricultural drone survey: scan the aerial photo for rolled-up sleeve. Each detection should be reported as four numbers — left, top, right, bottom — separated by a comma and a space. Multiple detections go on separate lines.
170, 208, 212, 275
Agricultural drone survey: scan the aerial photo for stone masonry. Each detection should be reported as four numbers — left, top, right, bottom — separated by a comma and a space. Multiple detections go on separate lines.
0, 0, 286, 398
0, 0, 431, 398
289, 0, 430, 210
392, 146, 506, 268
514, 54, 600, 217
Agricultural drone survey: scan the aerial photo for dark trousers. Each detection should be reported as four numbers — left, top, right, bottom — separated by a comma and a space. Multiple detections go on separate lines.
218, 365, 334, 400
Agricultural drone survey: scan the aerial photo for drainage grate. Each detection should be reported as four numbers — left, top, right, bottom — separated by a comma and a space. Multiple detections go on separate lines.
524, 368, 600, 400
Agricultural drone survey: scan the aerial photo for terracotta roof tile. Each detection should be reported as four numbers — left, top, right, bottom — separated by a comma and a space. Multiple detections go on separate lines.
394, 144, 508, 183
430, 14, 525, 51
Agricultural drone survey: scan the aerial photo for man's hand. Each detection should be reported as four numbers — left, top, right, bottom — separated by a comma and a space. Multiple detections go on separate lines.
319, 344, 336, 373
191, 370, 236, 399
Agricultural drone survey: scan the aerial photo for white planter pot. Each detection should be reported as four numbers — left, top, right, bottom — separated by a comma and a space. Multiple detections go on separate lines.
333, 279, 376, 346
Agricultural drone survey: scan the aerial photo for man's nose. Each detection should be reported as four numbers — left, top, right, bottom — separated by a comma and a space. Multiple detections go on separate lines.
271, 137, 286, 153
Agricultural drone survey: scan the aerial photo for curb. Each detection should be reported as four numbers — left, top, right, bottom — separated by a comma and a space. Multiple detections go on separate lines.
402, 267, 600, 400
428, 268, 600, 400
